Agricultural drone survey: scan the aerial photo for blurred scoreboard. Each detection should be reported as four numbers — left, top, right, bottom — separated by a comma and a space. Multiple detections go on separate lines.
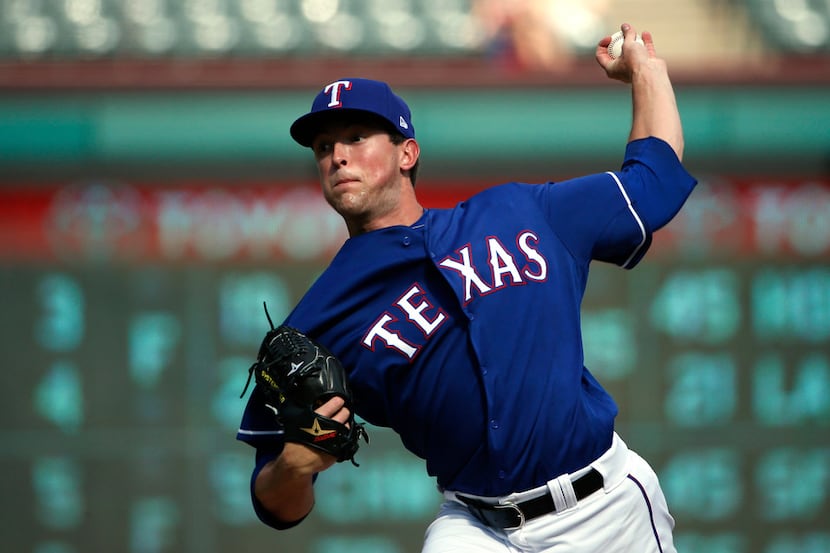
0, 176, 828, 553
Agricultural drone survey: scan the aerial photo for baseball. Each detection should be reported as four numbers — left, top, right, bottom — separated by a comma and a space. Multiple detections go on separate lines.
608, 30, 644, 59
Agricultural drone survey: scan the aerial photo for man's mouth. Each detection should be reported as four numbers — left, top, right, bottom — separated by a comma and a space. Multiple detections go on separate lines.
334, 177, 358, 187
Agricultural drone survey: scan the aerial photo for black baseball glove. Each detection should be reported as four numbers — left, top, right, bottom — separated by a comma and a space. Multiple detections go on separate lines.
240, 303, 368, 465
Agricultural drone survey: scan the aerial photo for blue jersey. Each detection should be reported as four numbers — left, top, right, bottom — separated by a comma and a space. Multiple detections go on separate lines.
238, 137, 696, 502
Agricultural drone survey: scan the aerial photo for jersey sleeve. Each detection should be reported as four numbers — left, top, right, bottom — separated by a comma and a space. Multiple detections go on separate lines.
539, 136, 696, 268
238, 387, 317, 530
236, 386, 285, 449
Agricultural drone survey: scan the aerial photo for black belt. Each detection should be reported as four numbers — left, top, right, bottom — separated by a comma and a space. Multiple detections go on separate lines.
456, 468, 604, 530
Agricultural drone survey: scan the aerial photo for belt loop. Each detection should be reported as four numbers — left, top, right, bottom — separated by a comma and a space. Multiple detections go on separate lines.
547, 474, 578, 513
452, 467, 605, 529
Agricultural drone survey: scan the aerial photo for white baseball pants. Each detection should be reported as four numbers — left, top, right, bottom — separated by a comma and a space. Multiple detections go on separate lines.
423, 434, 676, 553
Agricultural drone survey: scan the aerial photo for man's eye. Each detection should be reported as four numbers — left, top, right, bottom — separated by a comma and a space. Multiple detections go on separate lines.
314, 143, 332, 154
350, 134, 365, 143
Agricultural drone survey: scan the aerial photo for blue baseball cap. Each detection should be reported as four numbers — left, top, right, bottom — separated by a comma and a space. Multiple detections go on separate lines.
290, 78, 415, 147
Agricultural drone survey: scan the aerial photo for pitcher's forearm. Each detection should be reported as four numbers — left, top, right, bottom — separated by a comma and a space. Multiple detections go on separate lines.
253, 449, 319, 524
629, 60, 684, 160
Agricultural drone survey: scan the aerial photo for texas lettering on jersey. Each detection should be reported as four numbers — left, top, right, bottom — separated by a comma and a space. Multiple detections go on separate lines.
361, 230, 549, 359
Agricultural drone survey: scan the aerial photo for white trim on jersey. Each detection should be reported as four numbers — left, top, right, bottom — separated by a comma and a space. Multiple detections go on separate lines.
605, 171, 647, 269
237, 429, 285, 437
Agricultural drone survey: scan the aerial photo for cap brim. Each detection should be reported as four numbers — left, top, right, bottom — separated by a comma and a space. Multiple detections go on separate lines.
290, 108, 400, 147
290, 111, 333, 147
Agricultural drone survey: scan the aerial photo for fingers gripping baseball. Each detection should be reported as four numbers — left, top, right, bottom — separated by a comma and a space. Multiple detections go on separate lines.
596, 24, 654, 83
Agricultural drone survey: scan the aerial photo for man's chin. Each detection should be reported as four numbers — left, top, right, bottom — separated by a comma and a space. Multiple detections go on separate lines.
330, 199, 367, 221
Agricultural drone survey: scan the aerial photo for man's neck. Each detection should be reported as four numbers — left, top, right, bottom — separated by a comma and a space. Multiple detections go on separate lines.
346, 203, 425, 237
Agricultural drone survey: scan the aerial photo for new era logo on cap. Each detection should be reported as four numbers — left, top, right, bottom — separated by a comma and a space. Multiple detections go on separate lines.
290, 78, 415, 147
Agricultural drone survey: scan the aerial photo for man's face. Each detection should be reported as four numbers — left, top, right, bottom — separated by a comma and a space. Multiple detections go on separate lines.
311, 119, 405, 225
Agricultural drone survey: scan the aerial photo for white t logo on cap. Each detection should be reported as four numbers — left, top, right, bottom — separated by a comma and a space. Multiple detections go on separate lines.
324, 80, 352, 107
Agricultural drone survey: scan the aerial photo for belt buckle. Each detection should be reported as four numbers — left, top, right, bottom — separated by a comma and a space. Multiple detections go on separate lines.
495, 501, 525, 530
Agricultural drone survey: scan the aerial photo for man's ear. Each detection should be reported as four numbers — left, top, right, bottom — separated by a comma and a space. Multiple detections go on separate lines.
400, 138, 420, 171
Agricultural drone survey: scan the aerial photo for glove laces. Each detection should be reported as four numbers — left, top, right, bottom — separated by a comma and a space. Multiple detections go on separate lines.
239, 301, 276, 398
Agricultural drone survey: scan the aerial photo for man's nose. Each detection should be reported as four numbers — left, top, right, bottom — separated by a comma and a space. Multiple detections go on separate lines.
332, 141, 349, 165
